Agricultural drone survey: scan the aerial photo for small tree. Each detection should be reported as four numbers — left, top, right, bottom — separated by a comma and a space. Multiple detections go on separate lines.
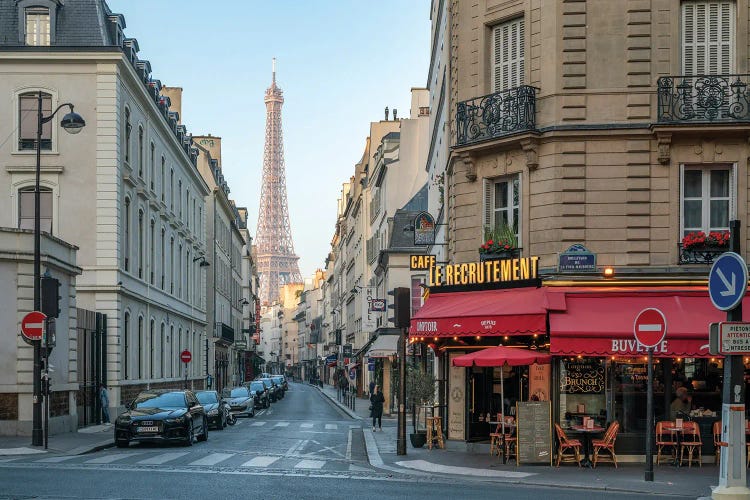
407, 366, 436, 433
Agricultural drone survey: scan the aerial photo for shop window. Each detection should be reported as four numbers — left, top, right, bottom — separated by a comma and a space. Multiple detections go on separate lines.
680, 165, 734, 237
558, 358, 607, 429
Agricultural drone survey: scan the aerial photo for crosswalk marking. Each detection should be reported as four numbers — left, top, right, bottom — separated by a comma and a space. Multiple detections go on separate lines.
189, 453, 233, 466
250, 421, 266, 427
274, 422, 289, 427
35, 455, 78, 463
137, 452, 189, 465
325, 424, 337, 430
294, 459, 325, 469
85, 452, 140, 464
300, 423, 314, 428
241, 456, 280, 467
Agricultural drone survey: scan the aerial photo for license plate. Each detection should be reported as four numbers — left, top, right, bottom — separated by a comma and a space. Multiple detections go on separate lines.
140, 421, 154, 426
138, 426, 159, 433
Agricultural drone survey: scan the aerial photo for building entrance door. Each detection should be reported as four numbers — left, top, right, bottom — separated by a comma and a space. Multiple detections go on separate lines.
76, 309, 106, 427
467, 367, 493, 441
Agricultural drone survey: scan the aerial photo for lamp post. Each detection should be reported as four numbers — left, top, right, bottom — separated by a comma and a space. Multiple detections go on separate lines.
31, 91, 85, 446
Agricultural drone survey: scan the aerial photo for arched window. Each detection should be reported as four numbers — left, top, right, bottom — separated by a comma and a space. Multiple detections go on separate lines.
19, 92, 51, 150
186, 250, 191, 300
161, 227, 166, 289
138, 125, 144, 177
123, 312, 130, 380
138, 209, 144, 279
18, 186, 53, 233
178, 179, 182, 218
170, 236, 175, 294
149, 319, 155, 379
124, 197, 131, 271
170, 168, 174, 211
124, 107, 131, 164
150, 142, 155, 190
137, 316, 143, 379
160, 323, 165, 378
149, 219, 155, 285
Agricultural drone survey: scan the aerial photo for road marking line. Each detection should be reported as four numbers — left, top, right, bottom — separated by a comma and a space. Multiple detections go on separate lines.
300, 423, 314, 428
294, 459, 325, 469
250, 421, 266, 427
189, 453, 234, 466
274, 422, 289, 427
137, 452, 189, 465
325, 424, 337, 430
394, 459, 536, 478
35, 455, 78, 463
346, 429, 352, 461
241, 456, 280, 467
85, 452, 140, 464
284, 439, 303, 456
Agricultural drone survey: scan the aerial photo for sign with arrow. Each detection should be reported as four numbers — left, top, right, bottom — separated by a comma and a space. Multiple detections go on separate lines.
708, 252, 748, 311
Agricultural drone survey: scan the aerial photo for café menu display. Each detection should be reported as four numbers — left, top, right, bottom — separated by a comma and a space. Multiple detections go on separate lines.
516, 401, 552, 465
560, 360, 605, 394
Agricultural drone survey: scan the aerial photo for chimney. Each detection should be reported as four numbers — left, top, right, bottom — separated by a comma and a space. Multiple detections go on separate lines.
393, 109, 398, 120
161, 86, 183, 124
384, 106, 389, 121
193, 134, 222, 168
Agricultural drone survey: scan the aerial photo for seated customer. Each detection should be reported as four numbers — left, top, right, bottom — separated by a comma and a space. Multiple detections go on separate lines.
670, 386, 692, 419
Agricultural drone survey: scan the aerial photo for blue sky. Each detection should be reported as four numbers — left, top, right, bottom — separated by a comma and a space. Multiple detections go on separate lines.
108, 0, 431, 277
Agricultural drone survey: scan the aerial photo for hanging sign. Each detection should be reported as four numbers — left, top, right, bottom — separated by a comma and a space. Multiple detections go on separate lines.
413, 212, 436, 246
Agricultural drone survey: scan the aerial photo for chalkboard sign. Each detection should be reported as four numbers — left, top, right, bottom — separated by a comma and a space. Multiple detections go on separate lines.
560, 360, 605, 394
516, 401, 552, 465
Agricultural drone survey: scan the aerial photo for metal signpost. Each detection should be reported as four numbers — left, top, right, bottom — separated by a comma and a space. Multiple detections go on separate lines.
181, 350, 192, 389
633, 308, 667, 482
710, 220, 750, 500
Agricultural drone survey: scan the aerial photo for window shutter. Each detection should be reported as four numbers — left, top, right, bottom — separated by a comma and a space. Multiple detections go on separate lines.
483, 179, 493, 230
682, 1, 734, 75
492, 17, 524, 92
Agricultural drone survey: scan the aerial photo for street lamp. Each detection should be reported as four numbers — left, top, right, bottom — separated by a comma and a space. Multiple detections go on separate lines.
32, 92, 85, 446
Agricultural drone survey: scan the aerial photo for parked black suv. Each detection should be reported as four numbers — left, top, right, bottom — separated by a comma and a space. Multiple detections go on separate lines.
247, 380, 270, 409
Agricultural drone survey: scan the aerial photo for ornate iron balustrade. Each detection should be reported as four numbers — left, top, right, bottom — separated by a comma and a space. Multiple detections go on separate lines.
657, 75, 750, 123
678, 243, 727, 265
456, 85, 537, 146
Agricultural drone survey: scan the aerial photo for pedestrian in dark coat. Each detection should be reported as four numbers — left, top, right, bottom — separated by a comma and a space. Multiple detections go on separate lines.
370, 385, 385, 431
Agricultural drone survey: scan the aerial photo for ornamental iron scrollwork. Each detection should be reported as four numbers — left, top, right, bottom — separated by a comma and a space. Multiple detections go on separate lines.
657, 75, 750, 123
678, 243, 727, 265
456, 85, 537, 146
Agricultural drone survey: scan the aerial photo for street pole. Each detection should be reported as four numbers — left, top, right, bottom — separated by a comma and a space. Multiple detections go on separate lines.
713, 219, 749, 499
645, 346, 654, 482
31, 91, 44, 447
397, 327, 406, 455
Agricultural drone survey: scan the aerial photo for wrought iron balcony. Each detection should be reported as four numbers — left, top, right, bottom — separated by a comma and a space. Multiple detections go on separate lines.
678, 243, 727, 265
657, 75, 750, 123
456, 85, 537, 146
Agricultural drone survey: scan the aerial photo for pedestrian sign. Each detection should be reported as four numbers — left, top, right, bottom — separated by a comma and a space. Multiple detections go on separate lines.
708, 252, 748, 311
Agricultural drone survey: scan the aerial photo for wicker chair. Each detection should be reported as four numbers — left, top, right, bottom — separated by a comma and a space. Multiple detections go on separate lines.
489, 413, 503, 456
712, 421, 722, 466
503, 415, 517, 465
554, 423, 582, 467
656, 421, 677, 465
592, 421, 620, 468
680, 421, 702, 467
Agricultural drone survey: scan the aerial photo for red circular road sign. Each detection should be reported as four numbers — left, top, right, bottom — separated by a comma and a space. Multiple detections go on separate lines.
633, 308, 667, 348
180, 350, 192, 363
21, 311, 46, 341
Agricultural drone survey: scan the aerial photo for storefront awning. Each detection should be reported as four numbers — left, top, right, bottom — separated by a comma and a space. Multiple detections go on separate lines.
549, 287, 750, 358
366, 334, 399, 358
452, 346, 551, 367
409, 287, 557, 337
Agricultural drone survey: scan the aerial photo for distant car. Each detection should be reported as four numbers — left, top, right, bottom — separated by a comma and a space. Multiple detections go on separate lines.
247, 380, 270, 409
258, 378, 278, 402
271, 376, 286, 398
196, 390, 227, 430
114, 389, 208, 447
223, 387, 256, 417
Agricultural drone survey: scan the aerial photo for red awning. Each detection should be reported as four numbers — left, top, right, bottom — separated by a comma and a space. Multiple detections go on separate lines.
549, 287, 750, 358
452, 346, 552, 367
409, 287, 558, 338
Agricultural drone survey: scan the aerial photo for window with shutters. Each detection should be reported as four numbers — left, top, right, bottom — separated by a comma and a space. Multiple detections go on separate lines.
25, 7, 50, 46
18, 92, 52, 150
681, 1, 734, 75
483, 175, 521, 244
491, 17, 524, 92
18, 187, 52, 233
680, 164, 735, 237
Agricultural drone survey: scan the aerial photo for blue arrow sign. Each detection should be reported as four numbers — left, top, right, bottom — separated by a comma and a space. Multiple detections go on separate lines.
709, 252, 749, 311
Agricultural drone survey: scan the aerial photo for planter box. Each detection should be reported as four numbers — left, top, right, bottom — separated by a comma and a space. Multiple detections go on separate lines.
479, 249, 520, 261
678, 244, 727, 265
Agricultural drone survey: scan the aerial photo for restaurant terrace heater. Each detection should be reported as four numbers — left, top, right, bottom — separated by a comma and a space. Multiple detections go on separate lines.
452, 346, 552, 456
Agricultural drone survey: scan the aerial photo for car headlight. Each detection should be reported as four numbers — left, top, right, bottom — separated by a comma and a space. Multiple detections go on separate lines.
165, 416, 186, 424
116, 415, 131, 424
207, 409, 219, 416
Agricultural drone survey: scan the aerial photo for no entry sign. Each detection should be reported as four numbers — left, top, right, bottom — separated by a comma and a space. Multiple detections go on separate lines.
21, 311, 46, 341
633, 308, 667, 348
180, 349, 192, 363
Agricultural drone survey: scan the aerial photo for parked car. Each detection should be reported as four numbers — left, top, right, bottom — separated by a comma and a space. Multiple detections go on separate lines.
114, 389, 208, 448
258, 378, 278, 402
271, 376, 286, 398
223, 387, 256, 417
196, 390, 227, 430
247, 380, 270, 409
278, 375, 289, 392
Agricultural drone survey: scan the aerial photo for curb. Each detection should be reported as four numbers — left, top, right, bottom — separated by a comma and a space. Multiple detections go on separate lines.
68, 438, 115, 456
314, 385, 362, 421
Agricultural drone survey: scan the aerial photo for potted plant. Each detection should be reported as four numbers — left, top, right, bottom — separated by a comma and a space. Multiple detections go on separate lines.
681, 230, 730, 250
479, 224, 519, 261
407, 366, 436, 448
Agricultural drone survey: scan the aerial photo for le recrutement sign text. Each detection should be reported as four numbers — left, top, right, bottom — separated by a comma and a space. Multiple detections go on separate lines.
410, 254, 540, 288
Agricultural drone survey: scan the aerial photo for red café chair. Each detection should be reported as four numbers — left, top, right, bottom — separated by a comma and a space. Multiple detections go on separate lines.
712, 421, 722, 466
656, 421, 677, 465
680, 421, 702, 467
592, 421, 620, 468
503, 415, 517, 464
489, 413, 503, 457
554, 423, 582, 467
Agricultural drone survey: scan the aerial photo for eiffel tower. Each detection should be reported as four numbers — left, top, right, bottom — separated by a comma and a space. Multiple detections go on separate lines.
255, 59, 302, 306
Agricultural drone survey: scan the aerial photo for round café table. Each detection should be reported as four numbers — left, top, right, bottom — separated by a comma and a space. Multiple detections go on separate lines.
663, 425, 684, 467
571, 425, 605, 468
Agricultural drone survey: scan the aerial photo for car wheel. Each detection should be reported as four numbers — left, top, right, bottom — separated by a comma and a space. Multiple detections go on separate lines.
183, 422, 194, 447
197, 417, 208, 442
264, 399, 270, 409
115, 438, 129, 448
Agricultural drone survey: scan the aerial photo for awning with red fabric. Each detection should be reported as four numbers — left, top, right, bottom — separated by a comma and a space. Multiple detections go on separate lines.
452, 346, 552, 367
549, 287, 750, 358
409, 287, 558, 338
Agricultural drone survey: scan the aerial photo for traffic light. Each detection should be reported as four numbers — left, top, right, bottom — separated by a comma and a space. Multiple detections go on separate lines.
387, 287, 411, 328
41, 277, 61, 318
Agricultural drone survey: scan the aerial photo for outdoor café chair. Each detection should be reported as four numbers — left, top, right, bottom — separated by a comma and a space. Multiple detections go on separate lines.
503, 415, 517, 465
679, 421, 702, 467
592, 421, 620, 468
554, 423, 582, 467
656, 421, 677, 465
713, 421, 722, 466
489, 413, 503, 457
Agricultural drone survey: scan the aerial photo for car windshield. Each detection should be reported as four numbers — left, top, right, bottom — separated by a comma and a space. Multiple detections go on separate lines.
134, 392, 186, 409
230, 388, 249, 398
261, 380, 272, 388
196, 391, 218, 404
249, 382, 265, 392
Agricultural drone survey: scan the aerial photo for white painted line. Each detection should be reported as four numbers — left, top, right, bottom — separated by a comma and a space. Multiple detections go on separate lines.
284, 439, 303, 456
274, 422, 289, 427
394, 459, 536, 478
300, 423, 314, 428
325, 424, 337, 430
638, 324, 662, 332
189, 453, 233, 466
294, 459, 325, 469
85, 452, 140, 464
137, 452, 189, 465
250, 421, 266, 427
0, 447, 47, 456
241, 456, 280, 467
35, 455, 78, 463
346, 429, 352, 461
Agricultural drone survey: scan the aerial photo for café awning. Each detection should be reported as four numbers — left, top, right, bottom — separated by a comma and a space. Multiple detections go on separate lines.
366, 334, 399, 358
452, 346, 551, 367
549, 287, 750, 358
409, 287, 558, 338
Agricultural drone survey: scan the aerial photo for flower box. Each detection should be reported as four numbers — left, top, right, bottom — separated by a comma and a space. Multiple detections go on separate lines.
480, 249, 520, 261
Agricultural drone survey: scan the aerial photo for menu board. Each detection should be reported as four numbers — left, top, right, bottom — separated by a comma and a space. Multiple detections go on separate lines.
516, 401, 552, 465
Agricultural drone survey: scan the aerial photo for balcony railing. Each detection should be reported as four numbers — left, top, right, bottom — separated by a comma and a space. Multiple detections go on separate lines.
456, 85, 537, 146
678, 243, 727, 265
657, 75, 750, 123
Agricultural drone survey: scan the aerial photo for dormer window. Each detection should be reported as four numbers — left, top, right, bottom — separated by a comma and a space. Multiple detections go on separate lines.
25, 7, 50, 46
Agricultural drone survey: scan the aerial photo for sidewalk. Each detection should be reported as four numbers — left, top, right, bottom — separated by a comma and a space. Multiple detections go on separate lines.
0, 424, 114, 457
315, 383, 718, 498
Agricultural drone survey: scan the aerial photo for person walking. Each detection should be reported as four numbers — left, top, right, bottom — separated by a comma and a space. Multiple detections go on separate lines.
99, 383, 110, 424
370, 385, 385, 432
369, 380, 375, 397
